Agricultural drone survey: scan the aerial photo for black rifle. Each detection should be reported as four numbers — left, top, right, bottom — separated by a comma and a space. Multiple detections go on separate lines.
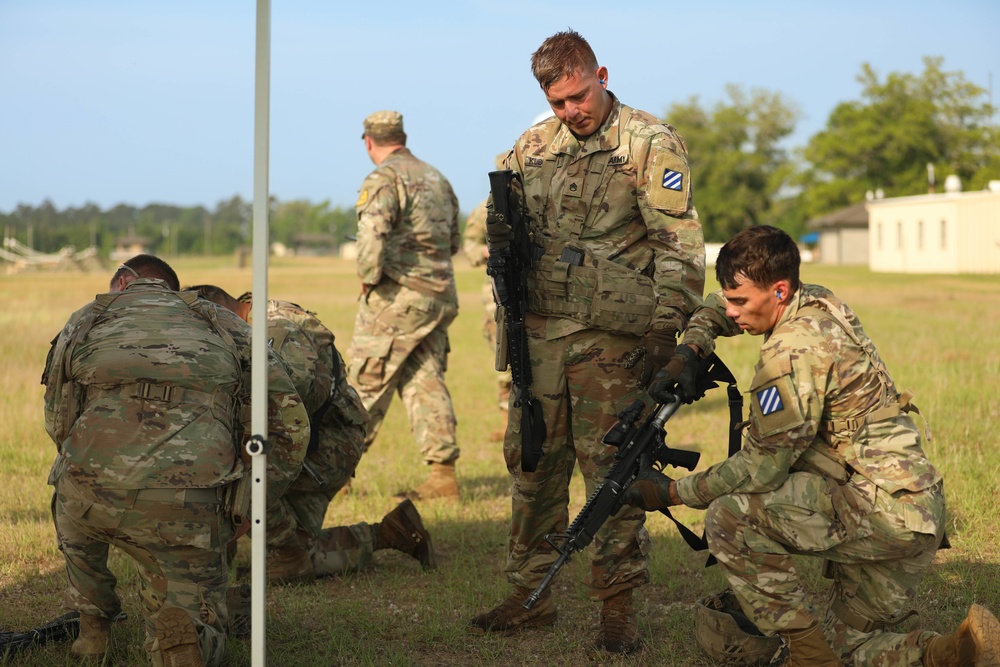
0, 611, 127, 658
523, 353, 741, 610
486, 169, 546, 472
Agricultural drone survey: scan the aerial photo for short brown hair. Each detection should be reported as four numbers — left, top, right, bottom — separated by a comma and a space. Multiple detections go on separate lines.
530, 29, 598, 91
715, 225, 800, 292
112, 254, 179, 291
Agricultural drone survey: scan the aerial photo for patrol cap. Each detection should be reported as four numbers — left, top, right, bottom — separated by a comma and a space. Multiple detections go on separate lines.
362, 110, 405, 139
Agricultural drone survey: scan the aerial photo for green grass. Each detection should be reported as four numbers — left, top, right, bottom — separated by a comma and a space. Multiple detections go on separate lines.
1, 256, 999, 666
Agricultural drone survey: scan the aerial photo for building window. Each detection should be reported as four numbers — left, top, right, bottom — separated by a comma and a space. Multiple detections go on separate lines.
940, 220, 947, 249
897, 222, 903, 249
918, 220, 923, 250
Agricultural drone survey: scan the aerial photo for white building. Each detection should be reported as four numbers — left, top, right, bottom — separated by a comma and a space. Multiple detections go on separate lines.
867, 184, 1000, 274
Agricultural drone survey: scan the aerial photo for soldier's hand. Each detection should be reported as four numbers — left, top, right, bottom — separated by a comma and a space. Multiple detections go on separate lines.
650, 344, 699, 403
485, 207, 512, 249
641, 329, 677, 386
624, 468, 677, 511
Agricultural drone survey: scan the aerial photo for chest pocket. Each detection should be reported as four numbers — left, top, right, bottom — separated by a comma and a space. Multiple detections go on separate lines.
748, 353, 804, 438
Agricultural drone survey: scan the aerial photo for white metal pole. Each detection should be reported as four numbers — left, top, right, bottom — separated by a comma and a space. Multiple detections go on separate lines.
249, 0, 271, 665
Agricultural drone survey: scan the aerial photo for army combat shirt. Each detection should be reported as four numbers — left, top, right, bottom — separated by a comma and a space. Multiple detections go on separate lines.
43, 279, 310, 492
355, 147, 460, 303
676, 284, 942, 508
506, 94, 705, 340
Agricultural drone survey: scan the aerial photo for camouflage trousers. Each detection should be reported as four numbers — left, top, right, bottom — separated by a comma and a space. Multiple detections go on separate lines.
704, 472, 945, 666
267, 417, 366, 548
481, 281, 512, 410
310, 523, 378, 576
349, 281, 459, 464
52, 474, 231, 667
503, 324, 651, 601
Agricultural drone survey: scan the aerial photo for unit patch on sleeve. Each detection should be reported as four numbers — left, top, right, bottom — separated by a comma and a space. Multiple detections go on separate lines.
756, 386, 783, 415
748, 352, 804, 437
645, 148, 689, 214
662, 169, 683, 191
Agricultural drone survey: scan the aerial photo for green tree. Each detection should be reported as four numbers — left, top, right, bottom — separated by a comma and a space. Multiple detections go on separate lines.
797, 56, 999, 218
666, 84, 800, 242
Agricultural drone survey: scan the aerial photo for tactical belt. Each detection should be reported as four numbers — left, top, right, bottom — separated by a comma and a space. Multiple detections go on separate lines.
127, 487, 221, 508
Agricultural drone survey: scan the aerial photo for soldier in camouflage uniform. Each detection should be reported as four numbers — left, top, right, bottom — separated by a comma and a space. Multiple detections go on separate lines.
628, 226, 1000, 666
461, 152, 513, 428
42, 255, 309, 667
350, 110, 462, 501
468, 31, 705, 654
188, 286, 437, 583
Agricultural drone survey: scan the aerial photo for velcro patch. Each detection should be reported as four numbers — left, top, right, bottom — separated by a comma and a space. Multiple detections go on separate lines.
645, 149, 689, 214
749, 353, 804, 437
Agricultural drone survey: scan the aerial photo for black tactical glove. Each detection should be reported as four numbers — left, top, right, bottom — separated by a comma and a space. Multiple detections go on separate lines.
624, 467, 676, 511
649, 344, 699, 403
641, 329, 677, 386
484, 206, 512, 250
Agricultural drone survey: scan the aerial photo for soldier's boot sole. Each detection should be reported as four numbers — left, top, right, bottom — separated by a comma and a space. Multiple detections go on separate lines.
155, 607, 204, 667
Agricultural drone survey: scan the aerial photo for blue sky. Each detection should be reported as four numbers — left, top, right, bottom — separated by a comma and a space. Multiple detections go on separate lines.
1, 0, 997, 216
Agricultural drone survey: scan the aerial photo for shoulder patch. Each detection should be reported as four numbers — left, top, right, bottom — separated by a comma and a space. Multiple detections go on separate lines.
645, 149, 690, 215
748, 353, 804, 437
355, 189, 369, 208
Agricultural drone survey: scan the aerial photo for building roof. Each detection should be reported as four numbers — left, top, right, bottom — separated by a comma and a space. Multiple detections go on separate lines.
807, 202, 869, 230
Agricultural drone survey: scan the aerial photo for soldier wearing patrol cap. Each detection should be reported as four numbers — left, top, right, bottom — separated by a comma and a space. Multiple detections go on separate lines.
468, 30, 705, 654
627, 225, 1000, 666
348, 110, 463, 501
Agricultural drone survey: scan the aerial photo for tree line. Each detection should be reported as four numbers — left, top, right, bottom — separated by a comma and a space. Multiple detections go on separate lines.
2, 56, 997, 254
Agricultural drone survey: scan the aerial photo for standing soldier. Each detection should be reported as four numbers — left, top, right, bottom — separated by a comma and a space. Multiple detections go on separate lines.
42, 255, 309, 667
468, 31, 705, 654
349, 110, 463, 502
187, 285, 436, 583
461, 152, 513, 439
628, 225, 1000, 666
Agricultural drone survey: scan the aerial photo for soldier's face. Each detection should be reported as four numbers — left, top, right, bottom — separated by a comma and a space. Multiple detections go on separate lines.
721, 274, 788, 336
544, 66, 610, 138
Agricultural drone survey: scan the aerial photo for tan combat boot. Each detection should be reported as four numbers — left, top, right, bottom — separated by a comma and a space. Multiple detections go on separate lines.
778, 623, 840, 667
596, 589, 641, 654
374, 498, 437, 569
265, 543, 314, 584
468, 586, 557, 634
922, 604, 1000, 666
395, 462, 459, 501
70, 613, 111, 662
155, 606, 203, 667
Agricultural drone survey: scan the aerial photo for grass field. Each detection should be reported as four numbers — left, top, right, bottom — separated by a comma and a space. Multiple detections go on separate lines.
1, 255, 999, 666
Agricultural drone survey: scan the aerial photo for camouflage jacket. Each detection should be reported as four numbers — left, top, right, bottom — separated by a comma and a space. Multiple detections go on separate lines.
355, 147, 460, 303
240, 294, 368, 429
675, 284, 942, 508
42, 279, 310, 495
501, 93, 705, 339
461, 198, 489, 268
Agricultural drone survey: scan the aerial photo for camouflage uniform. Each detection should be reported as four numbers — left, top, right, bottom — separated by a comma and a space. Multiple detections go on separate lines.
497, 95, 705, 600
239, 294, 379, 575
42, 279, 309, 666
676, 284, 946, 666
462, 197, 512, 410
349, 145, 461, 466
